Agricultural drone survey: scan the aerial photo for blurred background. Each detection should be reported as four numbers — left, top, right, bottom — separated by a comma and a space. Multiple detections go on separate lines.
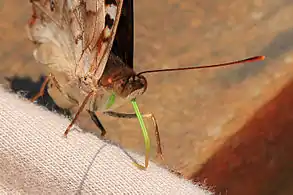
1, 0, 293, 194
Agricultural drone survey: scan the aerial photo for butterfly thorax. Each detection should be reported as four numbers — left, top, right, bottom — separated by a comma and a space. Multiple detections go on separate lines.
87, 53, 147, 111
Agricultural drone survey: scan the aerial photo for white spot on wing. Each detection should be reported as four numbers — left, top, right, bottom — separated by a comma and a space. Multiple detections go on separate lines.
104, 27, 111, 38
83, 53, 90, 73
66, 0, 73, 9
105, 4, 117, 20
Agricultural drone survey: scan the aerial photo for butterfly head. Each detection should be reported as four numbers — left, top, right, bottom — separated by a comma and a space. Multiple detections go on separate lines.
100, 72, 147, 100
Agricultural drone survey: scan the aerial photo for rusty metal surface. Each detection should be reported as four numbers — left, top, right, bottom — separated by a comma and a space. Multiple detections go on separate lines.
1, 0, 293, 193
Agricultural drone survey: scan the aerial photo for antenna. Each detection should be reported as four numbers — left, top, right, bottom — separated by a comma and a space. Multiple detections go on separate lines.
137, 56, 265, 76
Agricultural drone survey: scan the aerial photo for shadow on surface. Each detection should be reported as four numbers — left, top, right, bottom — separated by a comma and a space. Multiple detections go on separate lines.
5, 75, 71, 117
76, 143, 107, 194
76, 138, 156, 193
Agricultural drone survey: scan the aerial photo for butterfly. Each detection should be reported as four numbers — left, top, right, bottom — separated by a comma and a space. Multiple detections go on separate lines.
26, 0, 265, 169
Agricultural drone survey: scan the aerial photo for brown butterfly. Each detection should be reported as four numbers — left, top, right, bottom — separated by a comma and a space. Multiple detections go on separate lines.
26, 0, 265, 169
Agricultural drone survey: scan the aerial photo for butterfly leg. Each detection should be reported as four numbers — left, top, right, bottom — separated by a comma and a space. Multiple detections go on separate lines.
30, 73, 60, 102
30, 73, 92, 137
104, 111, 164, 161
64, 91, 94, 137
87, 110, 106, 137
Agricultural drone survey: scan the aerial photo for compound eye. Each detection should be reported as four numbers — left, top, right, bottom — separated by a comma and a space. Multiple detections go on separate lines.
107, 78, 113, 84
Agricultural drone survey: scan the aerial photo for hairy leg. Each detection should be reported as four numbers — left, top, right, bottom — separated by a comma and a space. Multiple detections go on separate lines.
88, 110, 106, 137
30, 73, 61, 102
64, 91, 94, 136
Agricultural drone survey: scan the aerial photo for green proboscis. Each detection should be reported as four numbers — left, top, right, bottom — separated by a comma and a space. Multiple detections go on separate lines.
106, 93, 116, 109
131, 99, 150, 169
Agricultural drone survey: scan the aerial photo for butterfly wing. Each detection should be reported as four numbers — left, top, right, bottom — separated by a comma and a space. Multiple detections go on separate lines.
88, 0, 125, 79
27, 0, 113, 79
27, 0, 109, 109
27, 0, 74, 76
111, 0, 134, 68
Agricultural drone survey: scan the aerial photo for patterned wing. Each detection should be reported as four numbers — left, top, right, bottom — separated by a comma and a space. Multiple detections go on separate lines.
89, 0, 125, 79
27, 0, 117, 80
111, 0, 134, 68
27, 0, 71, 77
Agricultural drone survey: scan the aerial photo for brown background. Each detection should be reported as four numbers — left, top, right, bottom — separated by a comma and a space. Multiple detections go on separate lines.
1, 0, 293, 194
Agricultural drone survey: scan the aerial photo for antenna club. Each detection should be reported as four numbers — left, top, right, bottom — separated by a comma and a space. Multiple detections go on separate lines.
246, 55, 265, 62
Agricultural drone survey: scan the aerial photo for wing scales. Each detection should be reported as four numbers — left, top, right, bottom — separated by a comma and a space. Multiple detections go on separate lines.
89, 0, 124, 79
27, 0, 123, 81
